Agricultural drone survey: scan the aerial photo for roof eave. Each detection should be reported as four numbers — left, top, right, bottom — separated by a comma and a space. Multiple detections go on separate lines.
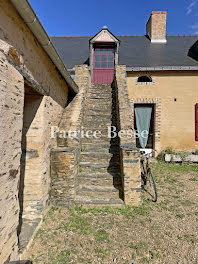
10, 0, 79, 93
126, 66, 198, 71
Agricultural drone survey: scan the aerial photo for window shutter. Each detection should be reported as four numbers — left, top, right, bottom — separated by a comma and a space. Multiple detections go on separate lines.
195, 104, 198, 141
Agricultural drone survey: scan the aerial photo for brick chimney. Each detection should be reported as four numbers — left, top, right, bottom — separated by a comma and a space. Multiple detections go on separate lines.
146, 11, 167, 43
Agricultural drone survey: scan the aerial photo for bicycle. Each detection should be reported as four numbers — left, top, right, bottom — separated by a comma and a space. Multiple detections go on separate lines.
140, 149, 157, 202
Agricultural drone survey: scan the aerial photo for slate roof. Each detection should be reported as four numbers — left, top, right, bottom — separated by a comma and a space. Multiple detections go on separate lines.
51, 35, 198, 70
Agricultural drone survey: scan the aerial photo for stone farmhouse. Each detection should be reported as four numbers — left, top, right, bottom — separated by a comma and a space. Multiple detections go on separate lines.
0, 0, 198, 262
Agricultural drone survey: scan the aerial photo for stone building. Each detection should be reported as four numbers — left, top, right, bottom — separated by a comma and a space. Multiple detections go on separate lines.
52, 11, 198, 153
0, 0, 78, 262
1, 1, 198, 263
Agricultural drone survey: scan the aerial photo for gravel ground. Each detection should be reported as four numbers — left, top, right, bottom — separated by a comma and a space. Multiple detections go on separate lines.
27, 161, 198, 264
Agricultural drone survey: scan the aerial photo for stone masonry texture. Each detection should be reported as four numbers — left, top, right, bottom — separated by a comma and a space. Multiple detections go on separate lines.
50, 65, 91, 206
0, 0, 70, 262
115, 65, 141, 206
146, 11, 167, 41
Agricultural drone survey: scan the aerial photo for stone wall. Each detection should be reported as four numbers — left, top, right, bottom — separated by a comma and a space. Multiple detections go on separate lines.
50, 65, 91, 206
0, 51, 24, 263
0, 0, 69, 103
115, 65, 141, 206
0, 0, 71, 262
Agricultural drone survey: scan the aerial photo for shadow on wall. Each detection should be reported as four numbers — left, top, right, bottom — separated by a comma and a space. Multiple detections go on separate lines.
18, 83, 43, 250
107, 82, 124, 200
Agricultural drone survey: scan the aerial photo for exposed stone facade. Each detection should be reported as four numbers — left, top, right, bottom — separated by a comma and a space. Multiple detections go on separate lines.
0, 51, 24, 263
50, 65, 91, 206
115, 65, 141, 206
0, 0, 71, 262
3, 1, 196, 261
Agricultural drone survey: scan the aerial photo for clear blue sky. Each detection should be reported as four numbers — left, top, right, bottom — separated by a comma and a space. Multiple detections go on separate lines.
29, 0, 198, 36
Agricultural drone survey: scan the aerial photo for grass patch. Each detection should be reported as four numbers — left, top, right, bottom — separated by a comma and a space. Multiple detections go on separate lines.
95, 229, 109, 242
189, 177, 198, 181
34, 229, 45, 239
129, 241, 148, 256
151, 160, 198, 174
183, 234, 197, 244
69, 202, 151, 219
28, 159, 198, 264
51, 249, 71, 264
59, 214, 94, 235
180, 199, 195, 207
95, 248, 109, 258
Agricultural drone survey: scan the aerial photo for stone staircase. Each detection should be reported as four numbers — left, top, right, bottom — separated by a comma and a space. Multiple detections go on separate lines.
75, 83, 124, 205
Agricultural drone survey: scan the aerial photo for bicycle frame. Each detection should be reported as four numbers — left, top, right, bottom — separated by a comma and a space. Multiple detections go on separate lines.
140, 150, 157, 202
140, 155, 150, 185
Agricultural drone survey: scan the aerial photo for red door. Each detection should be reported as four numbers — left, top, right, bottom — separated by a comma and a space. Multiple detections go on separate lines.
93, 47, 115, 84
195, 103, 198, 141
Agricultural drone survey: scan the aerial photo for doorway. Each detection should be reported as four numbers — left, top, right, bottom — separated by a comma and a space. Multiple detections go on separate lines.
18, 83, 44, 251
134, 104, 155, 149
93, 47, 115, 84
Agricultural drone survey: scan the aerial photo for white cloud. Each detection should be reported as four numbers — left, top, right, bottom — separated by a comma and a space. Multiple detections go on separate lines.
187, 0, 198, 15
191, 22, 198, 28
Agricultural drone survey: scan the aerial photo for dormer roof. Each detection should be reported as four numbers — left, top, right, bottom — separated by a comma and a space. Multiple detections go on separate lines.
89, 26, 120, 44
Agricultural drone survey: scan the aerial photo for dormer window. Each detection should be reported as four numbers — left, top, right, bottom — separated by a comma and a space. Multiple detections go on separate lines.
138, 75, 152, 82
89, 26, 120, 84
136, 74, 154, 85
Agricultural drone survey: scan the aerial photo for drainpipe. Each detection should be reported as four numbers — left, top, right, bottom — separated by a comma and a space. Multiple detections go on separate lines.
10, 0, 79, 93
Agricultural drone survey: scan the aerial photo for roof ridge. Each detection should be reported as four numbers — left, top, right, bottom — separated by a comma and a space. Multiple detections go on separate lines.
51, 34, 198, 38
117, 34, 145, 36
167, 34, 198, 36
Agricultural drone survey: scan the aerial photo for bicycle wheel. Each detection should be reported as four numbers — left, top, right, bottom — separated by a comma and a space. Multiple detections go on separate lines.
147, 168, 157, 202
140, 161, 146, 187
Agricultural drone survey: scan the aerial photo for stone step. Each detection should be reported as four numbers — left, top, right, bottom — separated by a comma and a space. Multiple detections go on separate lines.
86, 100, 112, 105
86, 105, 112, 111
74, 197, 124, 206
79, 160, 120, 167
81, 134, 118, 140
89, 86, 113, 92
82, 124, 112, 130
80, 127, 117, 133
79, 162, 120, 174
82, 123, 112, 129
82, 127, 118, 134
83, 117, 115, 122
87, 97, 112, 101
77, 173, 122, 187
80, 146, 119, 154
89, 88, 112, 92
80, 152, 113, 159
75, 188, 121, 200
87, 90, 112, 98
85, 108, 112, 113
83, 117, 114, 123
87, 98, 112, 103
87, 94, 112, 99
88, 92, 112, 97
80, 155, 120, 163
91, 83, 112, 87
85, 112, 112, 118
77, 171, 121, 178
78, 168, 120, 175
81, 142, 119, 149
81, 137, 116, 144
77, 184, 121, 193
